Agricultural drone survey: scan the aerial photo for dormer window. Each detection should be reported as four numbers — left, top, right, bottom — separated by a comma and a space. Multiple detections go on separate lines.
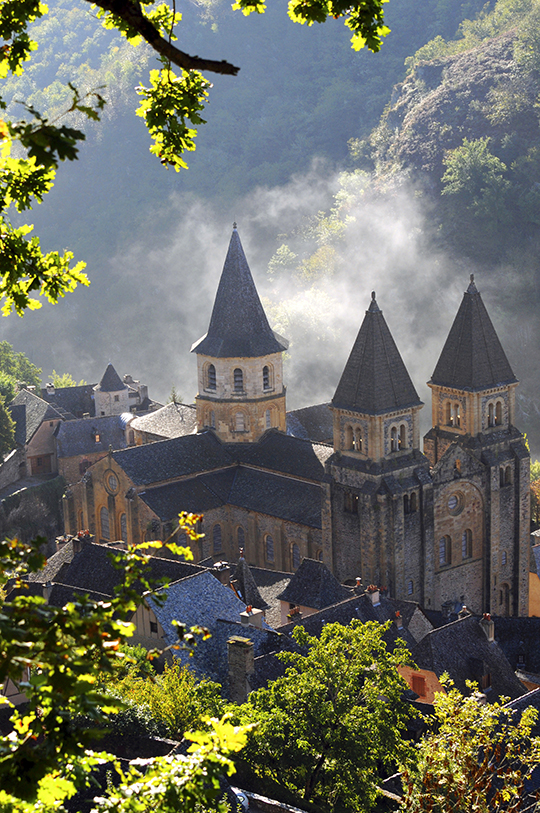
234, 368, 243, 392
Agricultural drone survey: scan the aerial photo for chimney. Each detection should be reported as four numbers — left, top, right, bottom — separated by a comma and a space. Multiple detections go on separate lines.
212, 561, 231, 585
458, 605, 471, 619
480, 613, 495, 642
366, 585, 380, 606
394, 610, 403, 630
42, 580, 52, 602
227, 636, 254, 704
240, 605, 263, 629
83, 412, 90, 419
72, 530, 94, 554
46, 383, 55, 395
355, 576, 363, 594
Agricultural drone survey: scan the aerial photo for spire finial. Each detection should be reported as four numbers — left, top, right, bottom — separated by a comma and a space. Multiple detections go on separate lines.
232, 221, 237, 230
368, 291, 380, 313
467, 273, 478, 294
470, 274, 474, 284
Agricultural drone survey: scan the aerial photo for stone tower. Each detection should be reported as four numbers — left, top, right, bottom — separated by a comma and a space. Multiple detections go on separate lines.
93, 363, 129, 417
424, 275, 529, 617
326, 292, 432, 602
191, 225, 288, 442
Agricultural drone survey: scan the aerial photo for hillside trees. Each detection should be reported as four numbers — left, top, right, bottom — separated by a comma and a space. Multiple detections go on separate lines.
0, 0, 392, 317
237, 620, 415, 811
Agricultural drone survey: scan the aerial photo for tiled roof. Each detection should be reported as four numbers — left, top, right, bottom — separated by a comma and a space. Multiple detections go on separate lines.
227, 468, 323, 528
129, 402, 197, 439
9, 389, 64, 444
229, 429, 332, 482
96, 363, 126, 393
56, 415, 128, 458
430, 277, 517, 391
332, 293, 422, 416
277, 559, 351, 609
191, 227, 287, 359
494, 617, 540, 677
112, 431, 234, 486
286, 403, 333, 444
412, 615, 526, 701
139, 474, 229, 519
231, 558, 269, 610
41, 384, 96, 418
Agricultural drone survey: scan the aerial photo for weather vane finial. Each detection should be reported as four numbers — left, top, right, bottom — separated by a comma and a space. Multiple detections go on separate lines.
233, 221, 237, 229
371, 291, 376, 300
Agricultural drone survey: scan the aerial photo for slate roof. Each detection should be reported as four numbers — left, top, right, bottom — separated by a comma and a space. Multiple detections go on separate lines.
56, 415, 128, 458
40, 384, 96, 418
26, 539, 203, 596
229, 429, 332, 482
95, 363, 127, 393
140, 466, 323, 528
191, 227, 287, 359
231, 558, 270, 610
9, 389, 64, 444
412, 615, 526, 701
286, 403, 333, 444
332, 293, 422, 415
430, 276, 517, 391
277, 592, 419, 651
278, 558, 351, 609
112, 431, 233, 486
130, 402, 197, 439
493, 617, 540, 677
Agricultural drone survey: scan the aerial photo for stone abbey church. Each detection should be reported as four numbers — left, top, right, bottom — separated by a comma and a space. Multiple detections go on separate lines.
64, 227, 530, 617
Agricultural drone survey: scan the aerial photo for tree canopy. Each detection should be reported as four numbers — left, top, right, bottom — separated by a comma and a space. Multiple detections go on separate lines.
0, 0, 390, 317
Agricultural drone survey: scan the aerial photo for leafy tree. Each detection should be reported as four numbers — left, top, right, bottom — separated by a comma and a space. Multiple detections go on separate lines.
0, 513, 249, 811
400, 678, 540, 813
0, 393, 15, 456
238, 620, 415, 811
168, 386, 183, 404
50, 369, 87, 387
0, 341, 41, 390
0, 0, 390, 316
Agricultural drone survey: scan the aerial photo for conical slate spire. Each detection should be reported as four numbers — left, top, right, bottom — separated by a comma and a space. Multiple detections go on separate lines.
191, 226, 287, 358
430, 275, 517, 391
332, 292, 422, 415
96, 363, 126, 392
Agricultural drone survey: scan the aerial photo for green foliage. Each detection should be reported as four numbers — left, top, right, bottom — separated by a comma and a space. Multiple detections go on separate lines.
105, 658, 225, 740
238, 620, 415, 811
50, 369, 87, 387
0, 393, 15, 456
167, 386, 183, 403
400, 678, 540, 812
0, 340, 41, 391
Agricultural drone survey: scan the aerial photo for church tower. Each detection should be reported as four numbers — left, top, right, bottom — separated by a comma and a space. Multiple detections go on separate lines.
326, 292, 432, 601
424, 275, 529, 616
191, 225, 288, 442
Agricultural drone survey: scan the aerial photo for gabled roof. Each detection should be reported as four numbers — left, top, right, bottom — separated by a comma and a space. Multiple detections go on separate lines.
228, 429, 332, 482
41, 383, 96, 418
129, 402, 197, 439
277, 558, 351, 609
9, 389, 64, 444
286, 403, 333, 444
191, 226, 287, 359
56, 415, 128, 458
95, 363, 126, 393
430, 276, 517, 391
332, 293, 422, 415
231, 558, 269, 610
412, 614, 525, 701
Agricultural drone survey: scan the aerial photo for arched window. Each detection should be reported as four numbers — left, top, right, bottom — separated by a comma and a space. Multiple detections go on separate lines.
237, 526, 245, 549
403, 495, 410, 514
501, 550, 507, 566
399, 424, 407, 450
120, 513, 127, 543
495, 400, 503, 426
353, 428, 363, 452
505, 465, 512, 485
488, 402, 494, 427
79, 458, 91, 475
292, 543, 300, 570
445, 401, 452, 426
265, 408, 271, 429
410, 492, 418, 512
235, 412, 245, 432
100, 506, 110, 541
265, 534, 274, 563
407, 580, 413, 596
345, 425, 353, 450
439, 535, 451, 567
207, 364, 216, 390
213, 524, 222, 554
453, 403, 461, 428
390, 426, 398, 452
263, 365, 271, 390
317, 549, 323, 561
210, 410, 216, 429
233, 368, 243, 392
499, 582, 510, 615
462, 529, 472, 559
500, 467, 505, 488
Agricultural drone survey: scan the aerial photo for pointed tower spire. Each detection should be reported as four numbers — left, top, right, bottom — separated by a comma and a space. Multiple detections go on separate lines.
333, 293, 422, 415
191, 226, 287, 359
430, 277, 516, 391
191, 226, 288, 443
